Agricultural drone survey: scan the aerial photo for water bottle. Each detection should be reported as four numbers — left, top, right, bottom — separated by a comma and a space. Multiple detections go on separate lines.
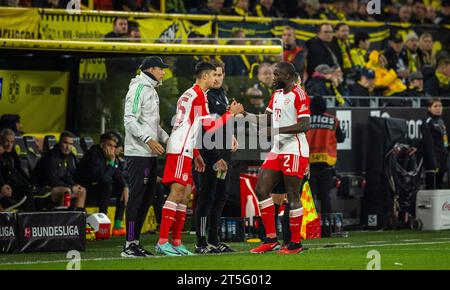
212, 163, 226, 180
245, 195, 255, 226
232, 221, 236, 239
64, 191, 71, 207
227, 220, 232, 240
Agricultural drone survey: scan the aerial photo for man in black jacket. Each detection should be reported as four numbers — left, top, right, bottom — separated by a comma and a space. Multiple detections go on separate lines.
76, 132, 128, 217
33, 131, 86, 209
306, 23, 342, 77
195, 60, 238, 254
348, 68, 375, 106
0, 128, 35, 212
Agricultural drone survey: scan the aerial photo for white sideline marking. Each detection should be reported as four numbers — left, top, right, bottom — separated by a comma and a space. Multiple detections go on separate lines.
1, 240, 450, 266
366, 241, 389, 244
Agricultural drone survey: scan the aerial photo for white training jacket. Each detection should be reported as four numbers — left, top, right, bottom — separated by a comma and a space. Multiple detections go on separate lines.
124, 72, 169, 157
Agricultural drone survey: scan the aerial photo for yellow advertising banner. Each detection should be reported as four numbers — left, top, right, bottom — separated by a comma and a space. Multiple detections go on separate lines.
0, 8, 40, 39
40, 13, 113, 80
0, 70, 69, 133
137, 18, 212, 42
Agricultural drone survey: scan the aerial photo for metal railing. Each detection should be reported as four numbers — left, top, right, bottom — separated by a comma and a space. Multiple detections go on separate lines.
323, 96, 450, 108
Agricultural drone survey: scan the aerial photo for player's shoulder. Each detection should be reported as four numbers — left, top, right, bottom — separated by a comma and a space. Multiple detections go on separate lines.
292, 85, 309, 101
181, 87, 199, 99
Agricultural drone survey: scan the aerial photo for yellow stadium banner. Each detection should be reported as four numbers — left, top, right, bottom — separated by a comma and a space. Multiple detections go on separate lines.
0, 8, 40, 39
137, 18, 212, 42
0, 70, 69, 133
40, 13, 113, 81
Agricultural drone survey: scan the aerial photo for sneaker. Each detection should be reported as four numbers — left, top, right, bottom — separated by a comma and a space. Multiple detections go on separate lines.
277, 242, 304, 254
195, 244, 219, 254
213, 242, 236, 253
250, 239, 281, 253
136, 244, 154, 257
155, 242, 182, 256
121, 243, 146, 258
112, 227, 126, 237
173, 244, 195, 256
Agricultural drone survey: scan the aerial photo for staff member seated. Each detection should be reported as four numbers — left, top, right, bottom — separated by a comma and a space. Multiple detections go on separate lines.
33, 131, 86, 209
75, 132, 128, 222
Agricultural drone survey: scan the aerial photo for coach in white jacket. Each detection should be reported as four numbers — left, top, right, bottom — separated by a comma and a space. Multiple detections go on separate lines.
122, 56, 169, 258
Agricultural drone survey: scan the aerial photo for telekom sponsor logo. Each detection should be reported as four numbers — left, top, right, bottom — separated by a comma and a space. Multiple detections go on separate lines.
442, 202, 450, 211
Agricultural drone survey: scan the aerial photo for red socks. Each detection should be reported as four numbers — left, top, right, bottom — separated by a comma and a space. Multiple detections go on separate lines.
289, 207, 303, 243
158, 201, 177, 245
259, 198, 276, 238
172, 204, 187, 246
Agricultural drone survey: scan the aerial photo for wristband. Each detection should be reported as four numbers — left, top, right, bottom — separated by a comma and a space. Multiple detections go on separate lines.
107, 160, 116, 167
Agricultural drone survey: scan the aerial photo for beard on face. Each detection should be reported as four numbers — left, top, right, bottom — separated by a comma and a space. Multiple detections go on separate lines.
274, 79, 285, 90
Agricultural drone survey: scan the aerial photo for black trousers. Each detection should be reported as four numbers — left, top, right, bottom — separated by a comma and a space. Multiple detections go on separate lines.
195, 163, 231, 246
125, 156, 157, 242
86, 182, 125, 221
309, 166, 334, 214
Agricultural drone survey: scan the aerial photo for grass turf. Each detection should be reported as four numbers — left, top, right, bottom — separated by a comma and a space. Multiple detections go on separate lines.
1, 230, 450, 270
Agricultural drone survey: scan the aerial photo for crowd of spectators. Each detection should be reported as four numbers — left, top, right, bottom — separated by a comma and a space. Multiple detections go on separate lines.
0, 0, 448, 26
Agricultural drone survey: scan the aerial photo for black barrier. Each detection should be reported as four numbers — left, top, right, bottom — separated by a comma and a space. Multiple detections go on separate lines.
0, 212, 19, 253
18, 212, 86, 252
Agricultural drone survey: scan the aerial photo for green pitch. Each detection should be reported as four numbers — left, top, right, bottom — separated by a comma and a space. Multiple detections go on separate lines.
1, 230, 450, 270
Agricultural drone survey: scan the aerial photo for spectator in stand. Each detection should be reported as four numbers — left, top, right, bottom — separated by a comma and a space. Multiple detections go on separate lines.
75, 132, 129, 220
282, 26, 306, 80
424, 57, 450, 97
225, 0, 253, 16
412, 1, 427, 24
306, 23, 342, 78
348, 68, 375, 106
252, 62, 274, 102
241, 87, 266, 114
405, 32, 424, 72
0, 0, 19, 6
33, 0, 69, 8
0, 128, 35, 212
384, 36, 415, 81
165, 0, 186, 13
405, 71, 429, 99
436, 0, 450, 25
333, 23, 353, 73
355, 0, 376, 21
189, 0, 224, 14
366, 50, 407, 97
128, 21, 141, 42
293, 0, 328, 19
351, 32, 370, 69
32, 131, 86, 210
0, 114, 23, 136
344, 0, 361, 20
252, 0, 282, 17
418, 33, 436, 70
305, 64, 335, 97
104, 17, 129, 39
390, 5, 413, 23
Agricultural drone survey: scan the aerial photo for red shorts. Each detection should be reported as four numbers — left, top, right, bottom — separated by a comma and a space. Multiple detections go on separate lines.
162, 154, 193, 186
261, 153, 308, 178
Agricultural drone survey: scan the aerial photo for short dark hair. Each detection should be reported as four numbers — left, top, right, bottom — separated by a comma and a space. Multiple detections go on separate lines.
210, 59, 225, 71
318, 23, 332, 33
194, 61, 216, 79
354, 31, 370, 46
335, 22, 348, 31
113, 17, 128, 25
0, 128, 14, 145
128, 20, 139, 32
106, 130, 123, 147
428, 97, 442, 108
60, 131, 75, 141
275, 62, 296, 78
100, 132, 119, 144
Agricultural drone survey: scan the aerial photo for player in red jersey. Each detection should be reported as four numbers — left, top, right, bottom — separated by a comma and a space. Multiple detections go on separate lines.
245, 62, 311, 254
156, 62, 244, 256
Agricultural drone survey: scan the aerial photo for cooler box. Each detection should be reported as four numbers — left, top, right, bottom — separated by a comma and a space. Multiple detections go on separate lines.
87, 213, 111, 239
416, 190, 450, 231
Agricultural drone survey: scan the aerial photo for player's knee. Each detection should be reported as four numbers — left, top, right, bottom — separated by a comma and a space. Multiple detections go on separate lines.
255, 185, 270, 200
